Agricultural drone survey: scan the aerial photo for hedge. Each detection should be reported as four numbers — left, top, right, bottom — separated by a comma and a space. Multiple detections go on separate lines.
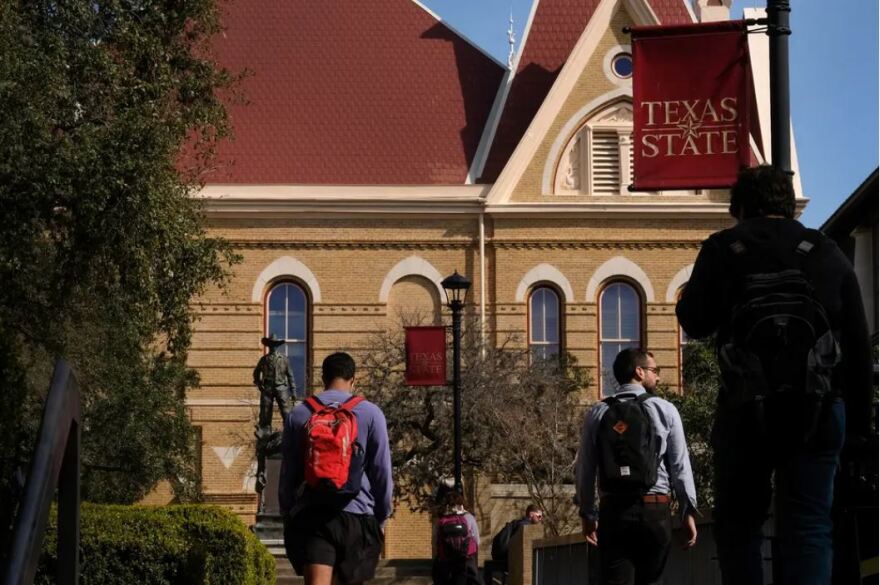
37, 504, 275, 585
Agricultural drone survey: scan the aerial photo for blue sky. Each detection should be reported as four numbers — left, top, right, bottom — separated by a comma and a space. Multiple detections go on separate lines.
422, 0, 878, 228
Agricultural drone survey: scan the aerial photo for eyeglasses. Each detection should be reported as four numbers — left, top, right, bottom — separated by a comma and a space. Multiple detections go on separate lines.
643, 366, 661, 375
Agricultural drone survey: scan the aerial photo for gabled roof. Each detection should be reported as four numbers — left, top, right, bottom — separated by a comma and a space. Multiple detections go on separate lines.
478, 0, 693, 182
821, 168, 879, 239
207, 0, 505, 185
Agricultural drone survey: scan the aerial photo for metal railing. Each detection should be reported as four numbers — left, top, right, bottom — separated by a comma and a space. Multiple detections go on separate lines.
3, 360, 81, 585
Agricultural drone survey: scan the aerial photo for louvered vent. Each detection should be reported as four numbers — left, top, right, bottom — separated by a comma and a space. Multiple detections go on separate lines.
591, 131, 620, 194
627, 133, 634, 186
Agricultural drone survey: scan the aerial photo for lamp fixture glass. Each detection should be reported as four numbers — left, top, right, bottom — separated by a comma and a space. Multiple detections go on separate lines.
441, 270, 472, 307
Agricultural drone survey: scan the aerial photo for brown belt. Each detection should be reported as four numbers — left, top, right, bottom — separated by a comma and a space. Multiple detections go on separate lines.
642, 494, 671, 504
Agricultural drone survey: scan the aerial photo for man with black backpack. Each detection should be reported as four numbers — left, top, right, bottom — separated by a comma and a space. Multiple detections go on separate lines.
575, 348, 698, 585
279, 352, 393, 585
677, 165, 873, 585
490, 504, 543, 564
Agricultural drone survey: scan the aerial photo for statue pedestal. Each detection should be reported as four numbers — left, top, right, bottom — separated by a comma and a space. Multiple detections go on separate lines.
253, 454, 284, 548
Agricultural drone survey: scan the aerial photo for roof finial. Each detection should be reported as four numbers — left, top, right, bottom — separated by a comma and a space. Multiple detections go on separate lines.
507, 7, 516, 69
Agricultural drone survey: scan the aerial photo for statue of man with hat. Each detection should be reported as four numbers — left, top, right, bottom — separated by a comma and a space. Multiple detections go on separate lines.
253, 333, 296, 499
253, 333, 296, 429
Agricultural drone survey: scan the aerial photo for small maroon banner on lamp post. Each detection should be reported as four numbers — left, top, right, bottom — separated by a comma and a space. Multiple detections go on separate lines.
632, 20, 753, 190
404, 326, 447, 386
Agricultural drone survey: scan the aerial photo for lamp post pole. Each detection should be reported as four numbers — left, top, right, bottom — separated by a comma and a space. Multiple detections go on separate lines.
767, 0, 791, 174
441, 270, 471, 494
450, 297, 463, 492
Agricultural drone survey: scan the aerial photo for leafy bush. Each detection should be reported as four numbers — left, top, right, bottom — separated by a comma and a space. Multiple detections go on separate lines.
656, 338, 720, 511
37, 504, 274, 585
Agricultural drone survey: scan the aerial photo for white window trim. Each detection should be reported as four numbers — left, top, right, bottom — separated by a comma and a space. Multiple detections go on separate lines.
251, 256, 321, 303
528, 287, 562, 347
665, 264, 694, 303
515, 263, 574, 303
378, 255, 445, 303
266, 282, 309, 344
602, 45, 633, 87
586, 257, 655, 302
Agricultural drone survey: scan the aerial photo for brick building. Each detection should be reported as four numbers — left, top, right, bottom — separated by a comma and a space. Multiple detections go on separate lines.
162, 0, 806, 559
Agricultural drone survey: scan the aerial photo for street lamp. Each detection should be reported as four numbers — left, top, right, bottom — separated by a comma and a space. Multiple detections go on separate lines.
441, 270, 471, 492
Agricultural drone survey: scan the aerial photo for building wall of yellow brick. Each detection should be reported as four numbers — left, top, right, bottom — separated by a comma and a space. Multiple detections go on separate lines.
180, 207, 730, 557
383, 504, 434, 559
176, 2, 738, 554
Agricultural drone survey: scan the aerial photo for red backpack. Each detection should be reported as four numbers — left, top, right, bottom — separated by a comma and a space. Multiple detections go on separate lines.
303, 395, 365, 505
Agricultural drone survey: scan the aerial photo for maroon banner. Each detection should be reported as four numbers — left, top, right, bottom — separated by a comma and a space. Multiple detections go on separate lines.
404, 326, 447, 386
632, 21, 752, 190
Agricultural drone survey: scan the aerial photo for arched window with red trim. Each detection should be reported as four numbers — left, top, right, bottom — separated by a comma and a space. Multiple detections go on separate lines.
529, 286, 562, 361
599, 281, 642, 394
266, 282, 309, 396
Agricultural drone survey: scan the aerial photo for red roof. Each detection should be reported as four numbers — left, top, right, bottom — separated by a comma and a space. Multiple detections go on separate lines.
207, 0, 505, 185
478, 0, 693, 182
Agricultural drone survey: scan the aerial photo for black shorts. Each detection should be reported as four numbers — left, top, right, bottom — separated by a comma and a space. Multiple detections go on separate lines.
284, 508, 384, 584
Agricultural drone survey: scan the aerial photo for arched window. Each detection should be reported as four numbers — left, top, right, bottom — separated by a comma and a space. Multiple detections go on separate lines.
266, 282, 309, 397
599, 282, 642, 394
554, 102, 633, 196
529, 286, 561, 361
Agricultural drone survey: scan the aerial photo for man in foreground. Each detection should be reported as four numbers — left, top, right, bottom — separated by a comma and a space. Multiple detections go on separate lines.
280, 352, 393, 585
576, 348, 698, 585
677, 165, 873, 585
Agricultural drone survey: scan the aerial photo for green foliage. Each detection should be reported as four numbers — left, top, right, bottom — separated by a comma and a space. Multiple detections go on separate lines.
656, 338, 720, 510
37, 504, 274, 585
0, 0, 240, 521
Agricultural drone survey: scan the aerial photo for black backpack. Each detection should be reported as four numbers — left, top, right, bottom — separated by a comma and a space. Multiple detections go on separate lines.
490, 520, 519, 561
597, 393, 660, 495
719, 231, 841, 444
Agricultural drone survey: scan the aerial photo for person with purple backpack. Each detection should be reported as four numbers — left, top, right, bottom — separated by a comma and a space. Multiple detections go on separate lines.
433, 489, 481, 585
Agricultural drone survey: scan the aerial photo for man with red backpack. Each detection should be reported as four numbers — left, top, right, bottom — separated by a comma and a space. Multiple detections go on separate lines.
280, 352, 393, 585
575, 348, 698, 585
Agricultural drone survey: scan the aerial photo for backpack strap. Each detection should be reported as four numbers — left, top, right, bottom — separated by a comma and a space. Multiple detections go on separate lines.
604, 392, 638, 405
304, 396, 324, 413
726, 227, 821, 271
305, 395, 364, 413
794, 228, 821, 258
635, 393, 653, 405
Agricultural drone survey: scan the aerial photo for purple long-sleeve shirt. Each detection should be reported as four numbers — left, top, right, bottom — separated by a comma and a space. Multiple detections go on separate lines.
279, 389, 393, 522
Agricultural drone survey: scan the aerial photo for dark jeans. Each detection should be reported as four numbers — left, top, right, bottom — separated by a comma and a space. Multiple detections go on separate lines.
713, 398, 846, 585
258, 385, 293, 428
598, 498, 672, 585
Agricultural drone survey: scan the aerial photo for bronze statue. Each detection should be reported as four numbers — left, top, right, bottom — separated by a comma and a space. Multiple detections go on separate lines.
253, 334, 296, 427
253, 333, 296, 500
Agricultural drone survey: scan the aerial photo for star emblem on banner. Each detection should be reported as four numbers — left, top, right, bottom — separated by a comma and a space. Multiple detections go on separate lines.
677, 116, 702, 140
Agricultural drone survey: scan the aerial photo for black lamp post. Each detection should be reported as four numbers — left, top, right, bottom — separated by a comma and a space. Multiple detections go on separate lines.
441, 270, 471, 492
